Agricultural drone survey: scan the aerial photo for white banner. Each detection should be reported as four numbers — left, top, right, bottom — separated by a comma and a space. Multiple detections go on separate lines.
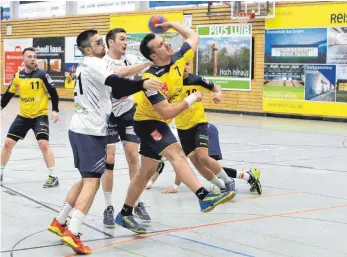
19, 2, 66, 19
77, 1, 136, 15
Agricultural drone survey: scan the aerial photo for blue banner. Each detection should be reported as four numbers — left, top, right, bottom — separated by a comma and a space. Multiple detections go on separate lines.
1, 7, 10, 20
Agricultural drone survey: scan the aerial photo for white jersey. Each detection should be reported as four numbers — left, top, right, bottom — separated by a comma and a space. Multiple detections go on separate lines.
103, 54, 134, 117
69, 56, 113, 136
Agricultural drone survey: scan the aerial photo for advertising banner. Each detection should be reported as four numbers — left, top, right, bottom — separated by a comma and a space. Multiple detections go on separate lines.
196, 24, 252, 90
4, 38, 33, 84
33, 37, 65, 87
263, 3, 347, 118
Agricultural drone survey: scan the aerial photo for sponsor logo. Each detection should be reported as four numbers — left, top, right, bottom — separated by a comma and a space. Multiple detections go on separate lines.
145, 90, 158, 97
150, 129, 162, 141
21, 97, 34, 102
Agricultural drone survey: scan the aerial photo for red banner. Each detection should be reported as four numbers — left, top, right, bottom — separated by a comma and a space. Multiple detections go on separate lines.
5, 46, 23, 83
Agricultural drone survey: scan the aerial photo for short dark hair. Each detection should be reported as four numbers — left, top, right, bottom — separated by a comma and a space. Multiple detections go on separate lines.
106, 28, 126, 49
77, 29, 98, 53
140, 33, 156, 61
22, 47, 36, 56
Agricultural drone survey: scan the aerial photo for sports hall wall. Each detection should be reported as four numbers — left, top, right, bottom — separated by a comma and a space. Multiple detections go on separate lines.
1, 1, 346, 119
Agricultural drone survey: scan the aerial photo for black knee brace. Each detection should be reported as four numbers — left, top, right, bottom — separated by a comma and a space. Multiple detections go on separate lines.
105, 163, 114, 170
156, 161, 165, 174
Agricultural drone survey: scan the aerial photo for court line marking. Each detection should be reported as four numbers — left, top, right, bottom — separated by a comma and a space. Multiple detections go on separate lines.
65, 203, 347, 257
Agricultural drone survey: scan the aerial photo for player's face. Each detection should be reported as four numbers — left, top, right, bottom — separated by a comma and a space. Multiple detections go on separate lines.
89, 34, 106, 58
23, 50, 37, 70
184, 62, 191, 78
149, 36, 174, 61
112, 32, 127, 55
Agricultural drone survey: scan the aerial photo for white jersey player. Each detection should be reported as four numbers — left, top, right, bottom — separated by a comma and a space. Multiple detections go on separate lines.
47, 29, 162, 255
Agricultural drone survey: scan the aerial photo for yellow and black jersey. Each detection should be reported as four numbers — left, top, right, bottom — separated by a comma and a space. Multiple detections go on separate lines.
1, 69, 59, 118
175, 74, 215, 130
134, 42, 194, 123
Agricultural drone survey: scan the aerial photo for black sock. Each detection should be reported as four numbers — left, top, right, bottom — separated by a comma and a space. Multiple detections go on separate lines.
223, 167, 237, 178
195, 187, 209, 200
121, 204, 133, 216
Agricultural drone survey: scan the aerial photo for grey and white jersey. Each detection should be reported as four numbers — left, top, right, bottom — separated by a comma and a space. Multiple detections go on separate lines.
69, 56, 113, 136
103, 54, 135, 117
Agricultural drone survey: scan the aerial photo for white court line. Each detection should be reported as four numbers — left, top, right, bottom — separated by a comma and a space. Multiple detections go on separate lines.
219, 140, 279, 148
222, 147, 285, 154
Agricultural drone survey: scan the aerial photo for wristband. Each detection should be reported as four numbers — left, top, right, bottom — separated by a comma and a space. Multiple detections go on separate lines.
173, 184, 179, 190
184, 94, 197, 106
147, 180, 153, 187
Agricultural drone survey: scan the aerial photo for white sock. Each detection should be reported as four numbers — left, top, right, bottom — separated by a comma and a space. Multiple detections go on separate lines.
56, 202, 72, 225
1, 165, 5, 172
216, 169, 232, 183
237, 170, 250, 181
104, 192, 113, 208
68, 209, 85, 236
209, 176, 225, 189
48, 167, 56, 177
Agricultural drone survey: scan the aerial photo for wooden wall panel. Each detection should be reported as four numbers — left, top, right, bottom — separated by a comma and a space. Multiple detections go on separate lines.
1, 2, 338, 113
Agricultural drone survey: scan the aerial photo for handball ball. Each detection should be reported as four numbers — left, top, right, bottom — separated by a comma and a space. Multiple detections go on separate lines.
148, 15, 168, 34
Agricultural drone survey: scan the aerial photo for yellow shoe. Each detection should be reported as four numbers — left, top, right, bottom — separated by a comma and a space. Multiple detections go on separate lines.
248, 169, 262, 195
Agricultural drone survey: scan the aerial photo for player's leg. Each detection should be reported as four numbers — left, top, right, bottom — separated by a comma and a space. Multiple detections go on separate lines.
1, 115, 31, 183
208, 123, 262, 194
32, 115, 59, 188
101, 113, 118, 227
60, 131, 107, 254
146, 160, 164, 189
118, 107, 150, 220
194, 123, 235, 191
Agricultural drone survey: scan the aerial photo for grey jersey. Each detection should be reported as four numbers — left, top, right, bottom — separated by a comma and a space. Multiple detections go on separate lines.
103, 54, 134, 117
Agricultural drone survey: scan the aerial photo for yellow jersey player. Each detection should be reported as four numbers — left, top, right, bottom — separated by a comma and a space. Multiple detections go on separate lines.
114, 21, 235, 235
1, 47, 60, 188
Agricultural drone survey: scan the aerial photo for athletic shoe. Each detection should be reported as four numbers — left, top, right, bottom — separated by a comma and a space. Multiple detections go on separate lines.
134, 202, 151, 221
115, 213, 147, 234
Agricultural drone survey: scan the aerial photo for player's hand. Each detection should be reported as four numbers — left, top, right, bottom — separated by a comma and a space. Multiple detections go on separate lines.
51, 111, 60, 123
143, 79, 163, 92
193, 91, 203, 102
212, 91, 222, 104
155, 22, 174, 32
161, 187, 178, 194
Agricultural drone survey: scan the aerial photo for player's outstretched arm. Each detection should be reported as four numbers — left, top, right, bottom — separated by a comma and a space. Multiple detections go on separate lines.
0, 89, 15, 111
105, 74, 163, 99
156, 22, 199, 52
153, 91, 203, 120
113, 62, 152, 78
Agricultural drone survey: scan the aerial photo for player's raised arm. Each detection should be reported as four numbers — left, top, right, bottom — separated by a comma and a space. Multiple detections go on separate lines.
113, 61, 152, 78
156, 22, 199, 53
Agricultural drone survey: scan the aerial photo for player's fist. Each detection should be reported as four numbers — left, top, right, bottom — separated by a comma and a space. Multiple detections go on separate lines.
51, 111, 60, 123
212, 91, 222, 104
193, 91, 203, 102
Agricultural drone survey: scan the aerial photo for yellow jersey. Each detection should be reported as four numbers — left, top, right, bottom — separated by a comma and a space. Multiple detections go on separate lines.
134, 42, 194, 123
7, 69, 56, 118
175, 74, 215, 130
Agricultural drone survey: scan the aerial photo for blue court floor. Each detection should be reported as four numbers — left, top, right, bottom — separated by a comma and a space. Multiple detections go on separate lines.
1, 98, 347, 257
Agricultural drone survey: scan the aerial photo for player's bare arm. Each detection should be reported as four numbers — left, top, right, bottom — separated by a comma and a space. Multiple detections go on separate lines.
152, 91, 203, 120
156, 22, 199, 52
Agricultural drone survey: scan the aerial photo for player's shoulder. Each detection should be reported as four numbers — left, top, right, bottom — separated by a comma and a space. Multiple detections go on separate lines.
144, 65, 170, 78
183, 74, 202, 85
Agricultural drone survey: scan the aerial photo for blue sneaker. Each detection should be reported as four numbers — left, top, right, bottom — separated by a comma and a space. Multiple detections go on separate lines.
103, 206, 115, 228
200, 191, 235, 213
43, 176, 59, 188
134, 202, 151, 221
115, 213, 147, 234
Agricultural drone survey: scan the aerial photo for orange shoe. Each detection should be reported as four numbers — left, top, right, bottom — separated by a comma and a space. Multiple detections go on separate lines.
61, 229, 91, 255
48, 218, 67, 237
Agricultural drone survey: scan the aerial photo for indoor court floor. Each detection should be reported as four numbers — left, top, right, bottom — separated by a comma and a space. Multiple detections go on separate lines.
1, 99, 347, 257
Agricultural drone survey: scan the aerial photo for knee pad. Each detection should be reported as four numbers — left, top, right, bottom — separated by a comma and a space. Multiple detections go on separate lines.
156, 161, 165, 174
105, 163, 114, 170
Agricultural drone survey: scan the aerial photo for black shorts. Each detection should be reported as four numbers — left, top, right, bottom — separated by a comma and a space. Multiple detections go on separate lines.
107, 105, 139, 145
134, 120, 177, 161
68, 130, 107, 178
177, 123, 209, 157
7, 115, 49, 141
